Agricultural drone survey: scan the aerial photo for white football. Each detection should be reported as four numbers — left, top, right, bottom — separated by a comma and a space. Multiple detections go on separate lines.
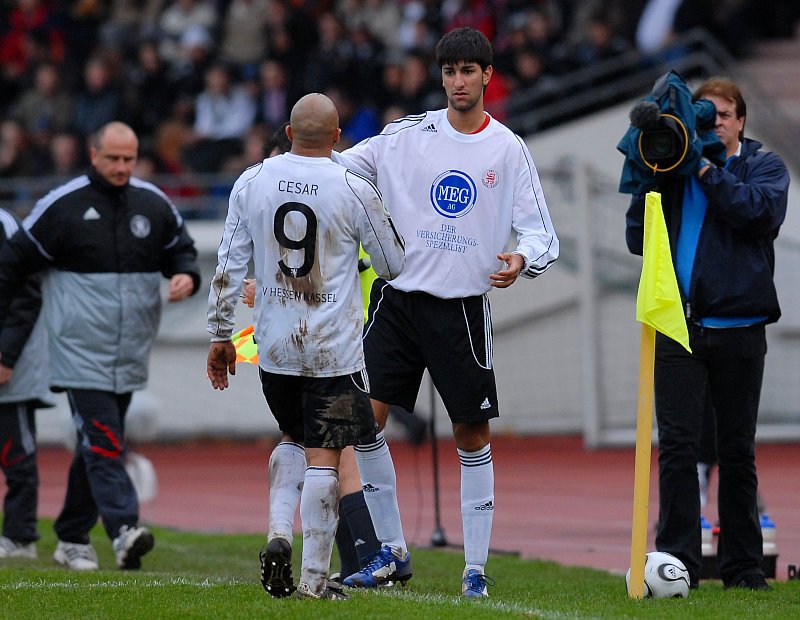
626, 551, 690, 598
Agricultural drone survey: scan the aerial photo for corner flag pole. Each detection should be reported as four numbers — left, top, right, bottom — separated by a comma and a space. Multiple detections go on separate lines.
627, 192, 691, 598
628, 322, 656, 598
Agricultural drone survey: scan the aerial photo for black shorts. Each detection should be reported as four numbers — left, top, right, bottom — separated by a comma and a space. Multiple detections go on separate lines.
259, 369, 377, 449
363, 280, 499, 424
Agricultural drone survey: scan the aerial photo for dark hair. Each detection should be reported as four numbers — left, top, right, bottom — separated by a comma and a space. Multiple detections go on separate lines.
264, 121, 291, 157
693, 76, 746, 140
435, 27, 493, 70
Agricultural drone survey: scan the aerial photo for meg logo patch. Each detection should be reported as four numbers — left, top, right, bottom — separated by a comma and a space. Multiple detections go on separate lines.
430, 170, 477, 219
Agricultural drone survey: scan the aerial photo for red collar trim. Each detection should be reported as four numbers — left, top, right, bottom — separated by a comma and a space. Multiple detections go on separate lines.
469, 113, 491, 134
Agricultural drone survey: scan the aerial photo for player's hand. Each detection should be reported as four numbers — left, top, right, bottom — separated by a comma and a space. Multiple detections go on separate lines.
168, 273, 194, 301
490, 253, 523, 288
242, 278, 256, 308
207, 341, 237, 390
0, 362, 12, 385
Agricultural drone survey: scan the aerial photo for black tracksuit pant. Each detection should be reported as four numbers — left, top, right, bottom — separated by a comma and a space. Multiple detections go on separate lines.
653, 323, 766, 586
54, 389, 138, 543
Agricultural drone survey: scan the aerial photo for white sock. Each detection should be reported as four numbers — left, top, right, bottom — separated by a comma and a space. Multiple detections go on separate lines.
268, 442, 306, 542
300, 466, 339, 594
459, 444, 494, 571
354, 431, 407, 556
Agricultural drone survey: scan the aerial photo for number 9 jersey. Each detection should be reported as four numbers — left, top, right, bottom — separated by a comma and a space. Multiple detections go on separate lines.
207, 152, 405, 377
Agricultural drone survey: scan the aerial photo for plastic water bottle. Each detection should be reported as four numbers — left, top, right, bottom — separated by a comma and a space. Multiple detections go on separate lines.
701, 515, 713, 556
761, 513, 777, 556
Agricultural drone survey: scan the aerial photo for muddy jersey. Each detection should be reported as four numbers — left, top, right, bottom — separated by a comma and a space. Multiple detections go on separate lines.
335, 109, 559, 298
208, 152, 405, 377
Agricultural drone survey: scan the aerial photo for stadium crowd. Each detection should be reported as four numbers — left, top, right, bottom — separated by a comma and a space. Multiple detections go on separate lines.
0, 0, 795, 180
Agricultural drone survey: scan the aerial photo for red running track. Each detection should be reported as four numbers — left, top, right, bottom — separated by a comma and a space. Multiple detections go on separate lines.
36, 435, 800, 581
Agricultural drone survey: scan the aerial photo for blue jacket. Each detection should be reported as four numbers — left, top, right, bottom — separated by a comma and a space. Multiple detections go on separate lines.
626, 138, 789, 324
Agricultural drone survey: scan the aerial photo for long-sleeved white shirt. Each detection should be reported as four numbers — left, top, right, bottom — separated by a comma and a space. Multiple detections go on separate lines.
207, 152, 405, 377
334, 109, 558, 298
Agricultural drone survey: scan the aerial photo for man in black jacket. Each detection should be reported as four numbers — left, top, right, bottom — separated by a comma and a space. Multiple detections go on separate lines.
626, 77, 789, 590
0, 122, 201, 571
0, 208, 51, 560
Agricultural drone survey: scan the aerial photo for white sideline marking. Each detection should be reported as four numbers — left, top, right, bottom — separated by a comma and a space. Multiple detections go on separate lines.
0, 577, 248, 590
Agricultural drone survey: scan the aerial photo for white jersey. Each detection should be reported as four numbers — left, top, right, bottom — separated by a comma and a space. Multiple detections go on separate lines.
335, 109, 558, 298
207, 152, 405, 377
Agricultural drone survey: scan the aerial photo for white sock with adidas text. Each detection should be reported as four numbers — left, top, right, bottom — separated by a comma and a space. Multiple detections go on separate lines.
459, 444, 494, 570
354, 431, 407, 556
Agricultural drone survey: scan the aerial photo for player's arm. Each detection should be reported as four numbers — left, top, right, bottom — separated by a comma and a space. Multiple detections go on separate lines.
206, 181, 253, 385
332, 134, 380, 181
510, 142, 559, 280
350, 171, 404, 280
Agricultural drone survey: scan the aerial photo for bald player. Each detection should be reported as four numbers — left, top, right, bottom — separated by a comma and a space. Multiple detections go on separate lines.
0, 121, 200, 571
207, 93, 405, 600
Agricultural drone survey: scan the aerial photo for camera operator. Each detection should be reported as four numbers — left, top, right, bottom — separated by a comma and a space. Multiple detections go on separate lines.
625, 76, 789, 591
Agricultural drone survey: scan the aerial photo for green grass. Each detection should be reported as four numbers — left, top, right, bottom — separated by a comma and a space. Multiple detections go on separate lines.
1, 521, 798, 619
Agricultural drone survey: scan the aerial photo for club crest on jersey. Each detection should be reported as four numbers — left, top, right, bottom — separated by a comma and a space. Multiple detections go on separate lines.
130, 214, 151, 238
430, 170, 477, 219
482, 170, 499, 188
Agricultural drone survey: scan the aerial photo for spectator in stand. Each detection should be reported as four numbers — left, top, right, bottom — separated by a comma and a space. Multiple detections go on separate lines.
324, 86, 380, 148
220, 124, 267, 173
0, 0, 65, 84
157, 0, 218, 66
397, 1, 440, 53
397, 50, 446, 112
46, 132, 85, 178
73, 55, 124, 141
441, 0, 497, 42
566, 9, 631, 68
347, 24, 386, 105
185, 62, 257, 173
12, 62, 74, 151
126, 40, 178, 139
336, 0, 402, 53
218, 0, 269, 81
0, 120, 41, 178
254, 58, 292, 134
303, 12, 357, 94
99, 0, 168, 56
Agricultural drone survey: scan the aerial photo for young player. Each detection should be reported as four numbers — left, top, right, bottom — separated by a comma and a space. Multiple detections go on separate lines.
207, 93, 405, 600
334, 27, 559, 596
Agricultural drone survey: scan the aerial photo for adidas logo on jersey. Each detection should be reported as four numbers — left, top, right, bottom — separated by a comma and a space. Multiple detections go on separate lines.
422, 123, 437, 133
83, 207, 101, 220
474, 500, 494, 511
362, 483, 379, 493
480, 398, 491, 410
354, 538, 366, 547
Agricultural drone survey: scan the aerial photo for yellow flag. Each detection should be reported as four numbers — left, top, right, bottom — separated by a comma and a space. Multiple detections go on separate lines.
636, 192, 692, 352
231, 324, 259, 364
359, 245, 377, 322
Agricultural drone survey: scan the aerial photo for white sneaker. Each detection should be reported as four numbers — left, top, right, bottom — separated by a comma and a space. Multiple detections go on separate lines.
53, 540, 99, 570
113, 525, 154, 570
0, 536, 37, 559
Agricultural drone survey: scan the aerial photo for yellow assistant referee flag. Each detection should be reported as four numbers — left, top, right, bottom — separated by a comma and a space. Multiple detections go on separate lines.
636, 192, 692, 353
